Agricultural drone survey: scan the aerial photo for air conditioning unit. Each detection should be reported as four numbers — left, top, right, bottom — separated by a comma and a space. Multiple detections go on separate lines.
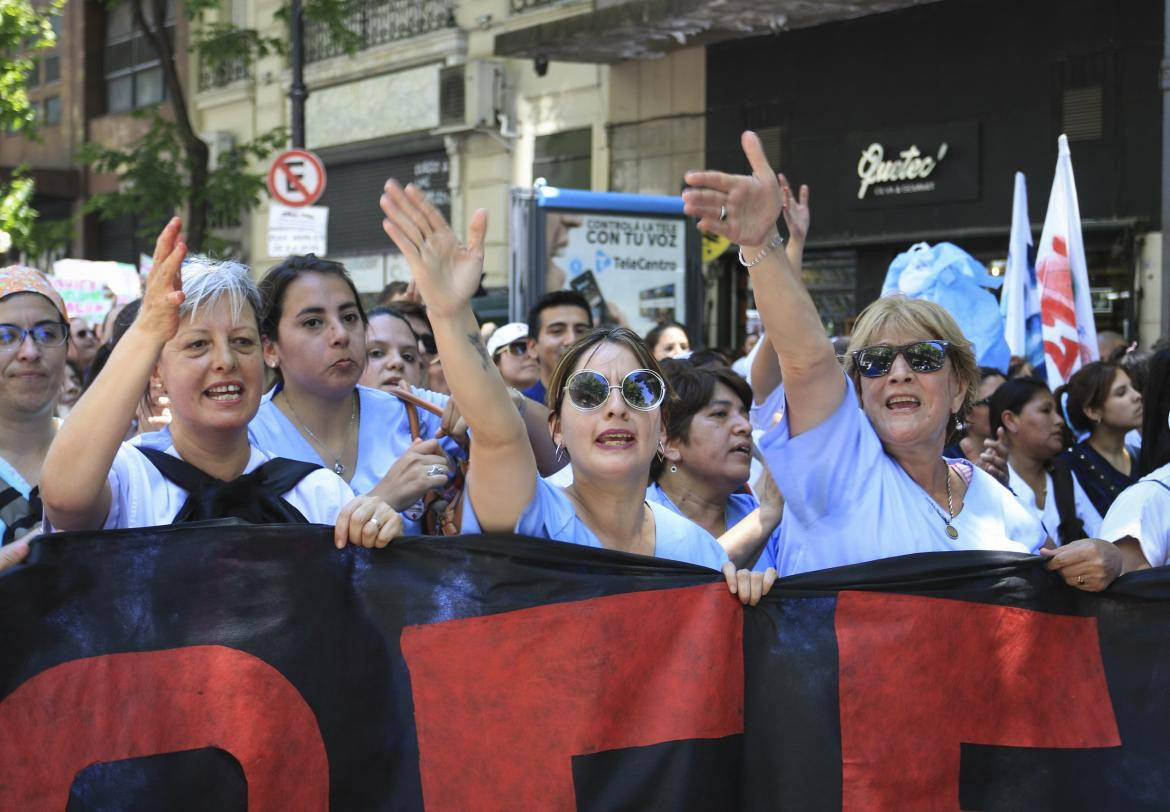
436, 60, 503, 133
201, 131, 237, 169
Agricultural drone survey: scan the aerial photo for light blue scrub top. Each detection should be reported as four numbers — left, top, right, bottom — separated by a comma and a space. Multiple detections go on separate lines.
760, 373, 1046, 576
463, 476, 729, 570
645, 481, 778, 572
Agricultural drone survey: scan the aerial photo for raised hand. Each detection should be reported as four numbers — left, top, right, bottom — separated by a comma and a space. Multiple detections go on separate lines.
137, 217, 187, 345
779, 174, 810, 245
380, 181, 487, 319
683, 131, 783, 249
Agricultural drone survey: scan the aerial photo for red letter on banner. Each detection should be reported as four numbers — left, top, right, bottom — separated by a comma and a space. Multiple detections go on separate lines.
835, 591, 1121, 811
401, 583, 743, 811
0, 645, 329, 809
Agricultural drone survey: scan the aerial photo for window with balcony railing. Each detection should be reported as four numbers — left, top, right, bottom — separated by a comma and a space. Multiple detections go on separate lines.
199, 55, 250, 90
304, 0, 455, 63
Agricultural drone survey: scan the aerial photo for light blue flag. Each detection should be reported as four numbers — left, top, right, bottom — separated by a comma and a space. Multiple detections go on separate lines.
1000, 172, 1046, 375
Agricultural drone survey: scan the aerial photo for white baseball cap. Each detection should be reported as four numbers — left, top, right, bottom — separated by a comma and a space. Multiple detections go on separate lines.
486, 322, 529, 359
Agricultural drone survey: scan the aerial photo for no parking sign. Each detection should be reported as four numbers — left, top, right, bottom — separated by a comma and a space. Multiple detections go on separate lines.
267, 149, 327, 208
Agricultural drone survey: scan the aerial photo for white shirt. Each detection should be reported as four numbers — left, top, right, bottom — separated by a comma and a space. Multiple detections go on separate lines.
101, 441, 354, 529
1099, 463, 1170, 567
759, 374, 1046, 576
1007, 464, 1100, 543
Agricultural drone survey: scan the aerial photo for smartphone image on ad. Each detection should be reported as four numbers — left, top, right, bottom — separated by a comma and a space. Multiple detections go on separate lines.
569, 270, 609, 324
638, 284, 675, 322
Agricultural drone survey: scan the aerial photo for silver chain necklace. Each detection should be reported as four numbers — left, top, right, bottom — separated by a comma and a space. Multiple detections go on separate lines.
283, 391, 357, 476
920, 460, 959, 539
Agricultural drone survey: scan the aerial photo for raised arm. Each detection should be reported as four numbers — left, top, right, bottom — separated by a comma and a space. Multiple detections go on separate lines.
42, 218, 187, 530
683, 132, 842, 437
380, 181, 536, 531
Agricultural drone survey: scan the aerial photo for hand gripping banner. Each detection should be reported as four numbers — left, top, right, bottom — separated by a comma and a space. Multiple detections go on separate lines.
1, 522, 1167, 810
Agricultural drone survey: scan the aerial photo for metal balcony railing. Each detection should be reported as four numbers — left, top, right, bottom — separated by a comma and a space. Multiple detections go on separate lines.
198, 55, 250, 91
305, 0, 456, 63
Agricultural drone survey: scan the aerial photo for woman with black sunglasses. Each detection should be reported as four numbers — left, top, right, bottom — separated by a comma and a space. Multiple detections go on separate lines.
681, 132, 1122, 590
380, 180, 775, 605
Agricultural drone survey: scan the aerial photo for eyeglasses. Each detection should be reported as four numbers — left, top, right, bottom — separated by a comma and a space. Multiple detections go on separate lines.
0, 322, 69, 351
564, 368, 666, 412
851, 341, 950, 378
495, 340, 529, 360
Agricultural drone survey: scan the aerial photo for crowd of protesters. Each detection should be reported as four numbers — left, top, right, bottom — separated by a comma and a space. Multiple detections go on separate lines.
1, 130, 1169, 603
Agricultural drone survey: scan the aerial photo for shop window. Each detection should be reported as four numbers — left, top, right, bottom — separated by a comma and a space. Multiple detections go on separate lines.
104, 0, 174, 114
534, 128, 592, 190
43, 95, 60, 126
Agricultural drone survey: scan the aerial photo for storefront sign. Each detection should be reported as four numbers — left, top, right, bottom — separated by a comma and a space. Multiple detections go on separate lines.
848, 123, 979, 208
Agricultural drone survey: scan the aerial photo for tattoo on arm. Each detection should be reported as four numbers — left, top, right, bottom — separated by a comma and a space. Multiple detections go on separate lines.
467, 332, 491, 371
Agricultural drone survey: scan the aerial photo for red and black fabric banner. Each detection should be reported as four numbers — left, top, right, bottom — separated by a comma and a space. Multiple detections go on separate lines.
1, 521, 1167, 810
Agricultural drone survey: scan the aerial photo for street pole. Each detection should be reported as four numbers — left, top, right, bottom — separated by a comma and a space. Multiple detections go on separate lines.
290, 0, 307, 148
1161, 0, 1170, 337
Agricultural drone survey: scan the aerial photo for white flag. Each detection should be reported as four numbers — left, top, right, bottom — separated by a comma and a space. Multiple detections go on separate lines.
1035, 134, 1098, 389
1000, 172, 1044, 374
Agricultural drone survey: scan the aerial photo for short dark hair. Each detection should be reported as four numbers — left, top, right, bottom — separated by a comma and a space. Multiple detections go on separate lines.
644, 321, 689, 354
989, 377, 1051, 437
651, 360, 752, 481
367, 305, 420, 344
527, 290, 593, 338
258, 254, 367, 343
378, 280, 410, 305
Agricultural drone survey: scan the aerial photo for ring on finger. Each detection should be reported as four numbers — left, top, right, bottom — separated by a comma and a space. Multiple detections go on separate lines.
367, 517, 380, 529
719, 204, 728, 223
426, 463, 446, 478
1076, 575, 1085, 586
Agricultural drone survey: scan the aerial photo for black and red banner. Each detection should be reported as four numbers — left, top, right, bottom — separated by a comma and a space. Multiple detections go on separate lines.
1, 522, 1168, 810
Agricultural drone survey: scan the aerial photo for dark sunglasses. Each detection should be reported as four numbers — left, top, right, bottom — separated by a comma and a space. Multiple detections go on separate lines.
564, 369, 666, 412
417, 334, 438, 356
851, 341, 950, 378
495, 340, 529, 360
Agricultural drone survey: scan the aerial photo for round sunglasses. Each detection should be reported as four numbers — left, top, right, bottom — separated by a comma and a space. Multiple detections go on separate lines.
564, 368, 666, 412
851, 340, 950, 378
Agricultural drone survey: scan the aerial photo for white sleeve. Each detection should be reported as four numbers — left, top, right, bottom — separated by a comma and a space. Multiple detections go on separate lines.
1100, 482, 1170, 567
287, 469, 358, 526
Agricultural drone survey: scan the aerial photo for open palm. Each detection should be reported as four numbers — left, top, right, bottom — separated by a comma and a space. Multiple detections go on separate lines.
683, 131, 783, 248
380, 181, 486, 318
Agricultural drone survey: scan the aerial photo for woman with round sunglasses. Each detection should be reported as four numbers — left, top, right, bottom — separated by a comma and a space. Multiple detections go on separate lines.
42, 220, 402, 548
682, 132, 1121, 589
380, 180, 775, 605
649, 360, 783, 571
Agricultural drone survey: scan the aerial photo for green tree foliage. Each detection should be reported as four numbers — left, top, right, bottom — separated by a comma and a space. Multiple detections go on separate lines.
78, 0, 364, 254
0, 0, 68, 260
79, 113, 288, 255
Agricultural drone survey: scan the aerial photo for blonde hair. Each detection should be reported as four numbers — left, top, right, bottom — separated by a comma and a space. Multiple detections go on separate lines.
843, 294, 980, 416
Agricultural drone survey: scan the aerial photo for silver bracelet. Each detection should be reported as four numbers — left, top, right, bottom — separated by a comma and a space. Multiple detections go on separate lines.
738, 232, 785, 268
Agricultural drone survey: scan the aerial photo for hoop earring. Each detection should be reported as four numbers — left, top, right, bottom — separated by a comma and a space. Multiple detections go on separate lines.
655, 442, 665, 462
555, 442, 565, 461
